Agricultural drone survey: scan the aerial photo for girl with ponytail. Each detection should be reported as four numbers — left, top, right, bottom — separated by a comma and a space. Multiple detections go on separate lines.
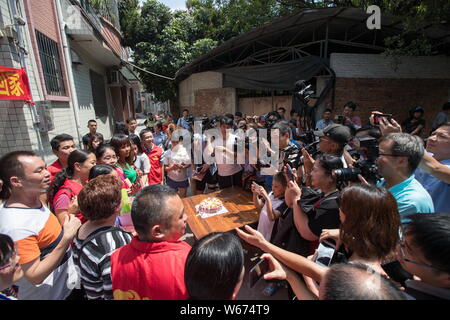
48, 150, 96, 225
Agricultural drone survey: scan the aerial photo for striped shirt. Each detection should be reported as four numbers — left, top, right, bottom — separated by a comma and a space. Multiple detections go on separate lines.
72, 227, 132, 300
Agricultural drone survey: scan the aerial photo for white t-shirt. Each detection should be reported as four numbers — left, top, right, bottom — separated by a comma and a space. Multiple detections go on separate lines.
163, 145, 191, 182
257, 193, 285, 242
134, 153, 151, 174
213, 133, 243, 177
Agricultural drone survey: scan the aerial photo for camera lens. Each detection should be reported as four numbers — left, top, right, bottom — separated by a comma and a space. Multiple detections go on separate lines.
334, 168, 362, 182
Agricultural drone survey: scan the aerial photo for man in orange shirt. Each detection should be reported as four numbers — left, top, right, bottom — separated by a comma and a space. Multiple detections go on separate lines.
48, 134, 77, 181
0, 151, 81, 300
110, 185, 190, 300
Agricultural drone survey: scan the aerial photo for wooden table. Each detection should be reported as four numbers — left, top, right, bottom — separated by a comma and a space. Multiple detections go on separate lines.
182, 187, 259, 239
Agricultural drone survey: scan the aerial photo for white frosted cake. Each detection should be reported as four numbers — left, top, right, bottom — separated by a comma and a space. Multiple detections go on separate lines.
197, 197, 223, 214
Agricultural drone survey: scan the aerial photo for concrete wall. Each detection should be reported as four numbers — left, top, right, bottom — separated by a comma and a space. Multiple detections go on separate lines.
238, 96, 292, 116
179, 71, 223, 110
328, 53, 450, 137
193, 88, 236, 116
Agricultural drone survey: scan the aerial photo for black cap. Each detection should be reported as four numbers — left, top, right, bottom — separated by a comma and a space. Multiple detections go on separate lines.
314, 124, 351, 144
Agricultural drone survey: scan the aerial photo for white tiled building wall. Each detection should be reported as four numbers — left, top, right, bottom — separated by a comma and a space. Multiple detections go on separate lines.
71, 40, 113, 140
0, 0, 114, 164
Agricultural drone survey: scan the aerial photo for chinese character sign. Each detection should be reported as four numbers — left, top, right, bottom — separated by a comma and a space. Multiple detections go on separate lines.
0, 66, 33, 104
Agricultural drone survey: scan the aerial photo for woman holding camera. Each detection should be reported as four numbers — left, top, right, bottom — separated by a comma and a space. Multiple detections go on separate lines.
285, 155, 343, 245
236, 184, 400, 296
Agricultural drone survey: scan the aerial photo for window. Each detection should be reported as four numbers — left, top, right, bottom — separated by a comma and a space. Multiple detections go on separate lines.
90, 70, 108, 118
36, 30, 66, 96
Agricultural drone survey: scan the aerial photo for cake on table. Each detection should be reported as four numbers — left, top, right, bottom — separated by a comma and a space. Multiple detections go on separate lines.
197, 197, 223, 214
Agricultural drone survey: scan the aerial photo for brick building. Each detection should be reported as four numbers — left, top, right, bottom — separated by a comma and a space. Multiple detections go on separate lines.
176, 7, 450, 131
0, 0, 143, 162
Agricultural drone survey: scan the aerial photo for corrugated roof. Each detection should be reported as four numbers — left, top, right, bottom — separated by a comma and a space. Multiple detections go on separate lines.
176, 7, 450, 80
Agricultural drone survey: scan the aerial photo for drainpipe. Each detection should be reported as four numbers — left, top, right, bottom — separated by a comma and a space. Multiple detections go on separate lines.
55, 0, 82, 148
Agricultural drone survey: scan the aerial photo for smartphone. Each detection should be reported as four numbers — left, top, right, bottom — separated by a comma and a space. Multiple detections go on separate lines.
286, 165, 294, 181
373, 113, 392, 125
381, 259, 413, 287
315, 240, 336, 267
249, 258, 270, 288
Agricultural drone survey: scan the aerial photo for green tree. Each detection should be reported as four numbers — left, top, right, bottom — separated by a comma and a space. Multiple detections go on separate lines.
118, 0, 449, 101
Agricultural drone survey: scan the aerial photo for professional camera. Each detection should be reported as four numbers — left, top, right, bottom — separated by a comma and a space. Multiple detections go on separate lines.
194, 116, 210, 128
262, 111, 281, 129
333, 136, 381, 184
297, 130, 316, 146
283, 140, 320, 169
293, 80, 314, 105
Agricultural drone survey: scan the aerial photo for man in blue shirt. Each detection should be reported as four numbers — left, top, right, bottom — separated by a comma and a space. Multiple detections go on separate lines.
415, 123, 450, 212
376, 133, 434, 222
153, 122, 168, 149
315, 108, 334, 130
177, 109, 191, 131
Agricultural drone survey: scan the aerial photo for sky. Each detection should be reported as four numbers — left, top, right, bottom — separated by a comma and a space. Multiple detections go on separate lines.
140, 0, 187, 11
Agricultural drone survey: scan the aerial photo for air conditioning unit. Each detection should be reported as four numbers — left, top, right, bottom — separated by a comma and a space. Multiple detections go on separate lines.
108, 70, 121, 86
0, 25, 18, 40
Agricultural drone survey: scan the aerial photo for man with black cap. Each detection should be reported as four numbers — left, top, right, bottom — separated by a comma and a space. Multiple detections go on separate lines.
314, 123, 352, 168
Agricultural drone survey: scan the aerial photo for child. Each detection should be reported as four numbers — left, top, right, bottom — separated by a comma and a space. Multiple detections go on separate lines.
253, 172, 288, 242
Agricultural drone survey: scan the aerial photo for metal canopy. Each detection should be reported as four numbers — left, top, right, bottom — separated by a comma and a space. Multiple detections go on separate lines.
175, 7, 450, 81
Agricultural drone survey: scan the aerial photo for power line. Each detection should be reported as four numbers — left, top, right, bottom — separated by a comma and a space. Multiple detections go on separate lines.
122, 60, 175, 81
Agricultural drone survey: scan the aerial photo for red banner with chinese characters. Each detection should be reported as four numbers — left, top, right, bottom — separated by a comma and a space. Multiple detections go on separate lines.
0, 66, 33, 104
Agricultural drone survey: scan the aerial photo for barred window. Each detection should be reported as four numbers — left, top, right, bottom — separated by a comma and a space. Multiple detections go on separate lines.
36, 30, 66, 96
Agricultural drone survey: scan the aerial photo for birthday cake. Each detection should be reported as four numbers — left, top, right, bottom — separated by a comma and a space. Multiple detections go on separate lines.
197, 197, 223, 214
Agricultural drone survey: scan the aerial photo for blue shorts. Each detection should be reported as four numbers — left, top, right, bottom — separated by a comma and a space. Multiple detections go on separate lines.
166, 177, 189, 190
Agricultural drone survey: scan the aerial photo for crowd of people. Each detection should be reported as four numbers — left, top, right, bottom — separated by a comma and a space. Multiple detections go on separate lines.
0, 100, 449, 301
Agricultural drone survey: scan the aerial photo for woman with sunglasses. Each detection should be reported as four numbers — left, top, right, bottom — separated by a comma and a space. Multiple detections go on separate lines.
0, 234, 23, 299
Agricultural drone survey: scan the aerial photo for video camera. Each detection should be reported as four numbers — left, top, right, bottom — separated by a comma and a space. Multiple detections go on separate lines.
333, 136, 381, 184
294, 80, 314, 105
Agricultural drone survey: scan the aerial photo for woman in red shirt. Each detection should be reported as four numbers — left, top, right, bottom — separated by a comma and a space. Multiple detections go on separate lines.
48, 150, 96, 225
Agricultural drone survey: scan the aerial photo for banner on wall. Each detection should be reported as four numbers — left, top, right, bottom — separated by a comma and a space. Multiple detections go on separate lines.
0, 66, 34, 104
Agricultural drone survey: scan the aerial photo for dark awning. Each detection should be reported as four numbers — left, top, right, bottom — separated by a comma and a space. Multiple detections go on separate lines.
219, 56, 328, 91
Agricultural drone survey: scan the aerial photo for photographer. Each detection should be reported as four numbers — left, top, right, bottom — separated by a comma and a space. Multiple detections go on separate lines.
376, 133, 434, 221
261, 121, 301, 190
285, 155, 342, 243
298, 124, 350, 185
273, 121, 301, 171
206, 116, 243, 189
415, 123, 450, 212
371, 113, 450, 187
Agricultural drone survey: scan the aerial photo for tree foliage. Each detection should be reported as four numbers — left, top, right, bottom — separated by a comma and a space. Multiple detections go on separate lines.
118, 0, 449, 101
